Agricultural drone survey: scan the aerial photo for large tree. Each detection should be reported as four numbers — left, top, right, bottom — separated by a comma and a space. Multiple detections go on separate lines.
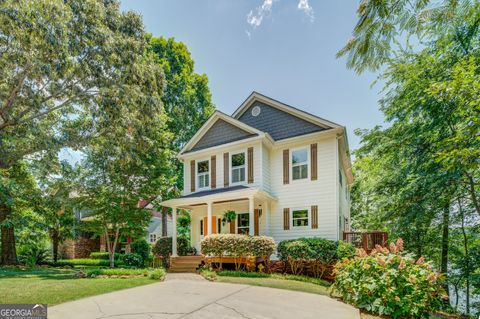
0, 0, 163, 264
148, 36, 215, 229
344, 1, 480, 312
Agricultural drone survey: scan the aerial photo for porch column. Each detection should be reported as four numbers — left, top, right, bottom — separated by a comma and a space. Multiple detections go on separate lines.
249, 196, 255, 236
263, 200, 269, 236
172, 207, 178, 257
207, 201, 213, 235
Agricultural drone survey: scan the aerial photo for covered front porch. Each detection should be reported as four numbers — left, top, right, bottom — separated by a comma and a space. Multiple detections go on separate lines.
159, 186, 277, 257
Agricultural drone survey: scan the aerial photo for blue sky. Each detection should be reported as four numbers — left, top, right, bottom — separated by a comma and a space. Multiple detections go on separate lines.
61, 0, 385, 163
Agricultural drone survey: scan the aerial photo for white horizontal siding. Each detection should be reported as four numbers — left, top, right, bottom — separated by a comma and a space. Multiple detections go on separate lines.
269, 137, 338, 243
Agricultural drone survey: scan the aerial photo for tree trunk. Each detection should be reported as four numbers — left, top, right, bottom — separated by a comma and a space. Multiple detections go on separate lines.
466, 173, 480, 218
459, 198, 470, 315
105, 227, 120, 268
51, 229, 59, 262
440, 205, 450, 301
161, 207, 168, 237
0, 203, 17, 265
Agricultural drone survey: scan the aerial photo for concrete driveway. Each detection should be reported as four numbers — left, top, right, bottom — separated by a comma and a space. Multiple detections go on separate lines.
49, 274, 359, 319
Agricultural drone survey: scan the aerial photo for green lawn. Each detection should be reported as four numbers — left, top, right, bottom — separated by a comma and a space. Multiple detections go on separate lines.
201, 270, 331, 296
0, 267, 161, 305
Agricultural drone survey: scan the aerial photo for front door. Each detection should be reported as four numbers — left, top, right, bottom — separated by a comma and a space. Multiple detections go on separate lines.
237, 213, 250, 235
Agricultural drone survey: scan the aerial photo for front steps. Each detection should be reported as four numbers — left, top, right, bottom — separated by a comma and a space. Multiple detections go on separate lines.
169, 256, 205, 273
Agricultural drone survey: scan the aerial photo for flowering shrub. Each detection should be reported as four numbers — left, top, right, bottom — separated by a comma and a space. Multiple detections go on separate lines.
123, 253, 144, 268
277, 237, 355, 278
201, 234, 276, 259
332, 239, 447, 318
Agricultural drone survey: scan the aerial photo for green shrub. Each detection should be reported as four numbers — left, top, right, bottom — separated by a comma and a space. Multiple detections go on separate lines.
59, 258, 125, 267
84, 267, 165, 280
89, 252, 123, 261
130, 238, 151, 262
148, 268, 165, 280
152, 236, 193, 258
122, 253, 144, 268
201, 234, 276, 258
277, 237, 355, 278
332, 239, 447, 318
18, 245, 50, 267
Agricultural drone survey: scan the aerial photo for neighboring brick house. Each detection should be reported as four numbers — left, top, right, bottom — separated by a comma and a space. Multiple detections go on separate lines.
60, 201, 172, 259
160, 92, 353, 256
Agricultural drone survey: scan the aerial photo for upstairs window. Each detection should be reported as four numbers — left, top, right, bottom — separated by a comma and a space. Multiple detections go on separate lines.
231, 152, 246, 184
149, 233, 157, 243
292, 149, 308, 180
292, 209, 309, 227
197, 160, 210, 189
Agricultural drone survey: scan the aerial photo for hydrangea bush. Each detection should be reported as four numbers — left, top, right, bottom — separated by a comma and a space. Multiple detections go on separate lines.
332, 239, 447, 318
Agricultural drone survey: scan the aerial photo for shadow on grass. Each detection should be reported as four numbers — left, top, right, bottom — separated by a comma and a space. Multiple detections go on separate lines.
0, 267, 77, 280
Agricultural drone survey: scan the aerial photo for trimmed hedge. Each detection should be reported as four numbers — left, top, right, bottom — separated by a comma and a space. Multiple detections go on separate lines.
333, 239, 447, 318
59, 258, 125, 267
84, 267, 165, 280
201, 234, 276, 259
89, 252, 123, 261
276, 237, 355, 278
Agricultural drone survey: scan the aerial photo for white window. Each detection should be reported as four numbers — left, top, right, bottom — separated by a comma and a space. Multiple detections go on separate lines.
292, 209, 309, 227
197, 160, 210, 189
149, 233, 157, 243
292, 148, 308, 180
231, 152, 246, 184
237, 213, 250, 235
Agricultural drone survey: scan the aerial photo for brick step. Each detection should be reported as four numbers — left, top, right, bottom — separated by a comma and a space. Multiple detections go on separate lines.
171, 260, 203, 265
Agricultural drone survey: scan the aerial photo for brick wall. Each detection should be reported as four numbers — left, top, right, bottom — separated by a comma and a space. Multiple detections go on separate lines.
60, 235, 100, 259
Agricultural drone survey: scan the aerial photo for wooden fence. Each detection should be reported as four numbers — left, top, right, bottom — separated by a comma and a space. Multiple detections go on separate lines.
342, 231, 388, 253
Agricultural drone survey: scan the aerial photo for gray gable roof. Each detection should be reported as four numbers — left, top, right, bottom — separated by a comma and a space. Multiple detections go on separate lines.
237, 101, 326, 140
189, 118, 257, 152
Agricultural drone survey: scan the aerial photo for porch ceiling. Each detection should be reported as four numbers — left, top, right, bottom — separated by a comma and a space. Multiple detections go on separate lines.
159, 186, 276, 209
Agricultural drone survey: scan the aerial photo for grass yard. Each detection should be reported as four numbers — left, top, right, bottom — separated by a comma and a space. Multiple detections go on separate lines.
0, 267, 162, 305
201, 270, 331, 296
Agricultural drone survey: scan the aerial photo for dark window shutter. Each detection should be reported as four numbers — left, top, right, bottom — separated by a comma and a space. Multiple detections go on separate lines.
229, 219, 236, 234
311, 205, 318, 229
254, 209, 260, 236
190, 160, 196, 192
283, 149, 289, 184
248, 147, 254, 183
211, 155, 216, 189
223, 152, 229, 187
283, 208, 290, 230
311, 143, 318, 181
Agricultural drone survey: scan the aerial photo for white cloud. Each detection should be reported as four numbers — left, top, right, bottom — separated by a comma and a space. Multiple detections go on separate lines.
297, 0, 314, 22
245, 0, 314, 38
246, 0, 275, 28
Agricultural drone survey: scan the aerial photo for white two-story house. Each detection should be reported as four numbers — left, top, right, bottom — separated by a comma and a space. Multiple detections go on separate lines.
160, 92, 353, 256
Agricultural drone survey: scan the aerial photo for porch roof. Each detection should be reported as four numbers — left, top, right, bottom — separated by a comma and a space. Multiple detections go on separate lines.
159, 186, 276, 209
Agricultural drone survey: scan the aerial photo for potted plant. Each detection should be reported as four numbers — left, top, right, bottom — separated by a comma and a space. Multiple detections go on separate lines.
222, 210, 236, 226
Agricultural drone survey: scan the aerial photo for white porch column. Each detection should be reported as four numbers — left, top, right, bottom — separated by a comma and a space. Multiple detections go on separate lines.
207, 201, 213, 235
263, 200, 269, 236
249, 196, 255, 236
172, 207, 178, 257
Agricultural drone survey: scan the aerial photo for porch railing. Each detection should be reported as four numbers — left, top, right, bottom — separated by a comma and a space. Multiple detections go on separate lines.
342, 231, 388, 253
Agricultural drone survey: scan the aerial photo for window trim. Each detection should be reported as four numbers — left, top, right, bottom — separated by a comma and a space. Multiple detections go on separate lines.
291, 207, 310, 228
236, 212, 250, 235
230, 150, 247, 185
290, 147, 310, 181
196, 158, 210, 190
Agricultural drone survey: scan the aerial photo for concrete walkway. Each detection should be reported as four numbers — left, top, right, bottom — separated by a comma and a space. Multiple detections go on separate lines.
49, 274, 359, 319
